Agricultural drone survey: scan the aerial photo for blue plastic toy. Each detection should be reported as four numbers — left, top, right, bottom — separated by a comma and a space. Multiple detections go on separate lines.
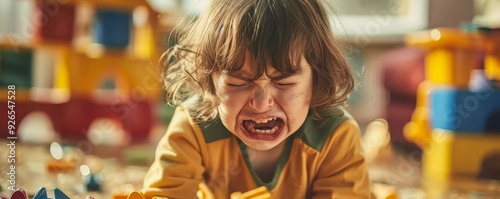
93, 9, 132, 49
431, 88, 500, 133
33, 187, 70, 199
85, 174, 102, 192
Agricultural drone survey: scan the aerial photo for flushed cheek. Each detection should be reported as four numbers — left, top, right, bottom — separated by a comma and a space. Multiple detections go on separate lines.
278, 91, 311, 131
218, 93, 249, 131
278, 91, 311, 107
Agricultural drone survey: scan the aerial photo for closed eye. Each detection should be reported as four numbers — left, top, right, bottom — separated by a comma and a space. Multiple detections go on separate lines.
227, 83, 250, 88
273, 82, 296, 88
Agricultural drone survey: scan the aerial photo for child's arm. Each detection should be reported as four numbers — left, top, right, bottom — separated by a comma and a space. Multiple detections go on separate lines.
312, 119, 371, 198
142, 107, 206, 199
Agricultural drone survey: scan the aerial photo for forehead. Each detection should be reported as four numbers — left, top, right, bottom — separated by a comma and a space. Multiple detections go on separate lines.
224, 54, 310, 79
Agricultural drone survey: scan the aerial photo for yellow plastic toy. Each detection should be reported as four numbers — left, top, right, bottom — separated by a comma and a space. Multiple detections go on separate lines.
230, 186, 272, 199
484, 31, 500, 81
0, 0, 169, 142
197, 183, 215, 199
127, 191, 146, 199
123, 183, 272, 199
54, 48, 162, 100
405, 28, 492, 88
371, 183, 398, 199
404, 27, 500, 198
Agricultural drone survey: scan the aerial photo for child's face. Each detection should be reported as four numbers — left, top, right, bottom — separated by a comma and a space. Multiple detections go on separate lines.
213, 54, 313, 150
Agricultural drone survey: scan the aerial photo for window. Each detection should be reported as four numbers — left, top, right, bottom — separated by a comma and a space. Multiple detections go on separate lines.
329, 0, 429, 36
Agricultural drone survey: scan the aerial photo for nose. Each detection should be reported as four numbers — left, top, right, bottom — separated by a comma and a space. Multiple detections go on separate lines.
249, 85, 274, 112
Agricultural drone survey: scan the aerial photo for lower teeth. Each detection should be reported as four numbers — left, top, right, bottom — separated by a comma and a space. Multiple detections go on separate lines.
248, 126, 279, 134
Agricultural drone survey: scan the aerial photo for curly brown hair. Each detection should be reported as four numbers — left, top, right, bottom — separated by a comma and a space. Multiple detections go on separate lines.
161, 0, 354, 122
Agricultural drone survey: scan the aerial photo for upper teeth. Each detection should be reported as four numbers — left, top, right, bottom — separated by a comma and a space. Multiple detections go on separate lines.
252, 118, 276, 123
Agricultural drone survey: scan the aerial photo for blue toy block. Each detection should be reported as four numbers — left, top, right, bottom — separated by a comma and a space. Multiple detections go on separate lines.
33, 187, 70, 199
85, 174, 102, 192
33, 187, 47, 199
54, 188, 70, 199
0, 49, 33, 88
431, 88, 500, 133
93, 9, 132, 49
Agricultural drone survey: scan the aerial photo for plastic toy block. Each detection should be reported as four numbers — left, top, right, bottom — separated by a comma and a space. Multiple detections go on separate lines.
127, 191, 146, 199
33, 187, 70, 199
53, 188, 70, 199
34, 3, 75, 44
485, 56, 500, 81
37, 0, 153, 9
484, 31, 500, 81
85, 174, 102, 192
430, 89, 500, 133
421, 130, 500, 181
33, 187, 48, 199
371, 183, 398, 199
0, 49, 33, 88
93, 9, 132, 49
9, 188, 27, 199
404, 27, 500, 197
197, 183, 215, 199
46, 158, 76, 173
56, 50, 161, 100
230, 186, 272, 199
405, 28, 491, 51
404, 81, 434, 147
124, 191, 169, 199
477, 152, 500, 180
133, 21, 155, 60
406, 28, 490, 87
111, 189, 130, 199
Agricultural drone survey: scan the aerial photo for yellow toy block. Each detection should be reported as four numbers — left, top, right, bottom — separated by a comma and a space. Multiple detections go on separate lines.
371, 183, 398, 199
485, 55, 500, 81
485, 35, 500, 81
420, 130, 500, 181
123, 191, 170, 199
404, 81, 433, 147
196, 183, 272, 199
197, 183, 215, 199
127, 191, 146, 199
405, 28, 491, 87
55, 49, 162, 100
230, 186, 272, 199
134, 24, 155, 60
404, 27, 500, 199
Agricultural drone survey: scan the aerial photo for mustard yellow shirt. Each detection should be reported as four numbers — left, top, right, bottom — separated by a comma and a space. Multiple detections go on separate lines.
143, 107, 370, 199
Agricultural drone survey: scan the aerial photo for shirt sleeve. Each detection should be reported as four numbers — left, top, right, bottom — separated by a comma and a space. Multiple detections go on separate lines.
311, 119, 371, 199
142, 107, 206, 199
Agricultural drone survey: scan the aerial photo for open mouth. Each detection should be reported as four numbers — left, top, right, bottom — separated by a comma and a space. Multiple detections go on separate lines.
240, 118, 284, 140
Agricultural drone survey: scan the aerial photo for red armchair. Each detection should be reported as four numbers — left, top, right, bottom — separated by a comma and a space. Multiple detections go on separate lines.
380, 47, 426, 150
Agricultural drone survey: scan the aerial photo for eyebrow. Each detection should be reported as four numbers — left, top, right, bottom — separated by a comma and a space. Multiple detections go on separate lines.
224, 67, 303, 81
224, 71, 254, 81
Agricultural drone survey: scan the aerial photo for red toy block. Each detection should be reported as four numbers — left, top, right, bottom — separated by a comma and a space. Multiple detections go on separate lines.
34, 2, 76, 44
